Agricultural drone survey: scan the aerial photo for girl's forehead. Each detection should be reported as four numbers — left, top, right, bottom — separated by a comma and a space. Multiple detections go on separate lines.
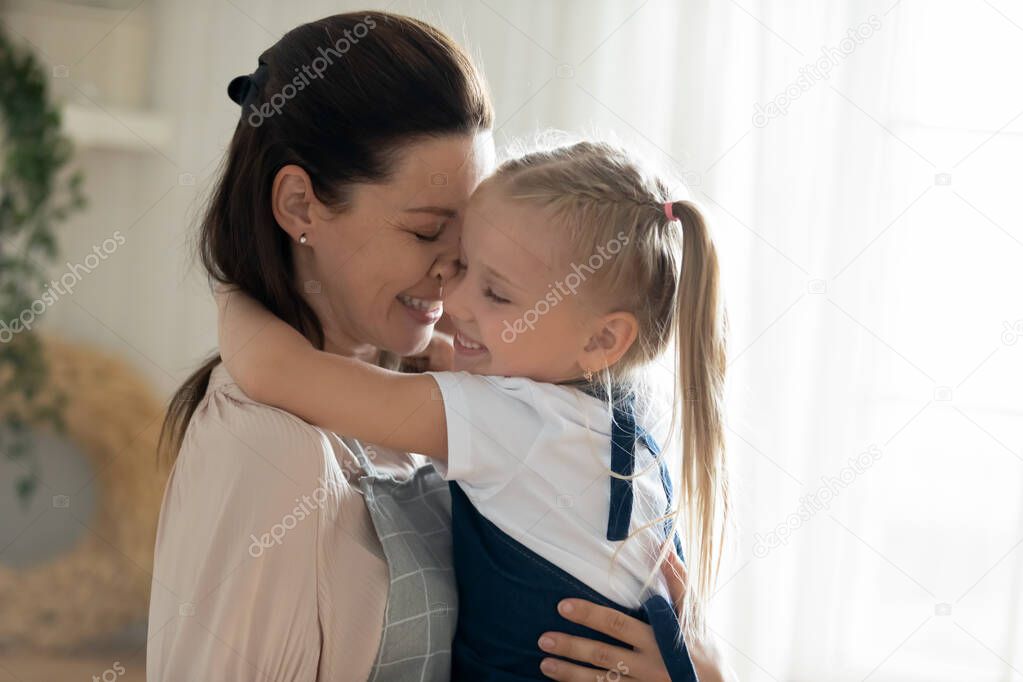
464, 191, 567, 278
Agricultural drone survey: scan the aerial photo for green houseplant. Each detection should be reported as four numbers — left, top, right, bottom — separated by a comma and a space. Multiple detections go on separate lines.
0, 25, 86, 505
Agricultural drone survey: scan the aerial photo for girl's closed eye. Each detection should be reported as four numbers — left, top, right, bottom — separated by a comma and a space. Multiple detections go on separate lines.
484, 287, 510, 304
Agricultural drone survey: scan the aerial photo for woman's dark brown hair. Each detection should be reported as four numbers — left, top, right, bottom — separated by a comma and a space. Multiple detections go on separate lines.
159, 11, 493, 461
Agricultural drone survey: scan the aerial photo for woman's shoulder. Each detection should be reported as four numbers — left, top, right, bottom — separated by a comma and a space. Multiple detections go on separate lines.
151, 370, 363, 682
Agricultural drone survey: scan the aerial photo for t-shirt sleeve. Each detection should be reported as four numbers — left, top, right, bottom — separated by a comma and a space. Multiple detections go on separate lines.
425, 371, 544, 499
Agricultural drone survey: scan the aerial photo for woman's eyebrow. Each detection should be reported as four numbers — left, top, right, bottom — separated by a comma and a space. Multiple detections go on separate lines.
404, 206, 458, 218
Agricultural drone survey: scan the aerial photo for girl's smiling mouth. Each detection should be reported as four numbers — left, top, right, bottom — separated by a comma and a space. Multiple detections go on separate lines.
453, 329, 488, 355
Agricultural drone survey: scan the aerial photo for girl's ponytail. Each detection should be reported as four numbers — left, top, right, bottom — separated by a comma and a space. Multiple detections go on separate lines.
671, 200, 728, 636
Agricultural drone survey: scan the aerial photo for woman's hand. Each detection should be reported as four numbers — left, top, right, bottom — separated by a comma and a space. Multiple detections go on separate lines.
538, 599, 673, 681
660, 552, 738, 682
539, 552, 738, 682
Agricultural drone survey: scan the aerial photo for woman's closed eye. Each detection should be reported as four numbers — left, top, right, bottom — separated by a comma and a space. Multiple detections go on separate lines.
412, 222, 447, 242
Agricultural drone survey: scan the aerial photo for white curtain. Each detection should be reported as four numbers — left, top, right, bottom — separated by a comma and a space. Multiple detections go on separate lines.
29, 0, 1021, 678
426, 1, 1023, 680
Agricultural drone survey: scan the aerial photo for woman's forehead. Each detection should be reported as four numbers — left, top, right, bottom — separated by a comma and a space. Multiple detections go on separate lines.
392, 133, 493, 193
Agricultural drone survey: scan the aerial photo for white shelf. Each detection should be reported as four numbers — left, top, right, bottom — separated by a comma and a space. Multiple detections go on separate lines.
62, 103, 172, 154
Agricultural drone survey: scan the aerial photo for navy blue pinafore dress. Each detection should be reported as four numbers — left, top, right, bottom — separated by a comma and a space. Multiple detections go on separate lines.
448, 389, 699, 681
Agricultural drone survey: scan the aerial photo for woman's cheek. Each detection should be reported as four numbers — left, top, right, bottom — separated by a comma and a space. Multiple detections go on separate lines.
418, 246, 443, 280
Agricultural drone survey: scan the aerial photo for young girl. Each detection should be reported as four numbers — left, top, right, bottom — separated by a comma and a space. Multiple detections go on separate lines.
218, 140, 728, 681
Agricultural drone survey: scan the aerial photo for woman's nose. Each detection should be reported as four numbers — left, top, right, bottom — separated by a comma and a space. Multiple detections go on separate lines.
441, 271, 469, 321
429, 252, 460, 286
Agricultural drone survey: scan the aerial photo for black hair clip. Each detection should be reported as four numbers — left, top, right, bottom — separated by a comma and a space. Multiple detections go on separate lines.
227, 59, 269, 108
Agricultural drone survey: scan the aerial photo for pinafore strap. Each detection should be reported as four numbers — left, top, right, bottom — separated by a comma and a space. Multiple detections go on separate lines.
605, 389, 683, 558
346, 437, 379, 477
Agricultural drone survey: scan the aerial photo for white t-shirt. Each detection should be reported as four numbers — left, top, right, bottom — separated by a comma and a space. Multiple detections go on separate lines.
426, 371, 676, 608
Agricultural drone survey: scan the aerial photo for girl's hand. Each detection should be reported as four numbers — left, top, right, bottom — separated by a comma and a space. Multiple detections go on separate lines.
400, 330, 453, 373
539, 552, 738, 682
215, 285, 300, 367
214, 285, 313, 404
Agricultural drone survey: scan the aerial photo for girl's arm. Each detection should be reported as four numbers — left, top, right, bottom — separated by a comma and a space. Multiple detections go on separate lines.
216, 287, 447, 461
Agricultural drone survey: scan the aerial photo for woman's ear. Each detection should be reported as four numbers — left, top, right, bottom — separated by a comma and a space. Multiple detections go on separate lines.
579, 311, 639, 374
272, 164, 316, 244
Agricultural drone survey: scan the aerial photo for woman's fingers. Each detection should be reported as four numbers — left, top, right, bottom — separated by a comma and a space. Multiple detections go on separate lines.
657, 554, 740, 682
660, 549, 688, 615
538, 634, 637, 679
539, 655, 647, 681
552, 599, 656, 650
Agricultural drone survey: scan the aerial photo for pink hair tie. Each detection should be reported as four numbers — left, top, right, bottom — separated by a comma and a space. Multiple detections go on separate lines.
663, 201, 677, 221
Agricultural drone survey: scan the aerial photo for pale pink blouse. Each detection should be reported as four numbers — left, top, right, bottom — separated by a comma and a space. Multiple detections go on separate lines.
147, 363, 424, 681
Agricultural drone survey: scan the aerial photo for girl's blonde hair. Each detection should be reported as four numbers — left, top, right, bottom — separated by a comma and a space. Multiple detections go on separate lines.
489, 139, 729, 638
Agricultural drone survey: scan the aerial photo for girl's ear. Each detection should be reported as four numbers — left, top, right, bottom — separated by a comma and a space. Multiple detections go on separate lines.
579, 311, 639, 373
272, 164, 317, 244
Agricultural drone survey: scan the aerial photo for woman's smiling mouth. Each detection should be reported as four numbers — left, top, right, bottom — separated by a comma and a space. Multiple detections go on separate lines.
397, 293, 443, 324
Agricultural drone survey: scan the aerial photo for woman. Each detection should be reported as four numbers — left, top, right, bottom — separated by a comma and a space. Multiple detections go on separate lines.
148, 11, 732, 682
